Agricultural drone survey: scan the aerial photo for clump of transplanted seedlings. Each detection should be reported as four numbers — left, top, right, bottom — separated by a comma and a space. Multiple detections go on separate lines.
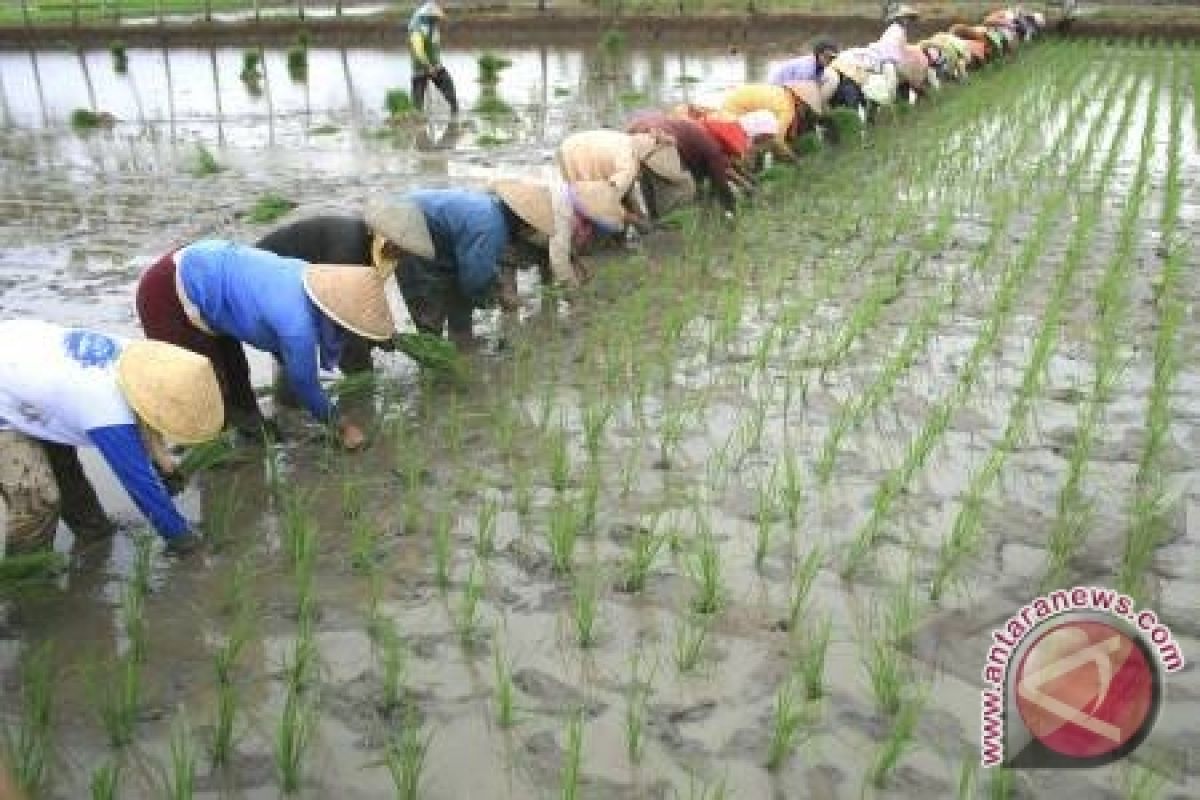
92, 652, 140, 748
571, 569, 603, 649
2, 643, 53, 796
754, 474, 776, 570
618, 516, 666, 593
375, 620, 408, 714
350, 516, 382, 573
546, 496, 580, 576
625, 649, 655, 764
432, 509, 453, 591
493, 642, 517, 729
386, 706, 433, 800
161, 708, 196, 800
687, 512, 724, 615
798, 609, 833, 700
287, 35, 308, 82
475, 493, 499, 558
560, 709, 585, 800
864, 692, 923, 788
765, 675, 814, 771
274, 685, 314, 795
90, 758, 121, 799
674, 613, 709, 674
457, 560, 485, 646
190, 143, 223, 177
109, 41, 128, 73
785, 546, 823, 633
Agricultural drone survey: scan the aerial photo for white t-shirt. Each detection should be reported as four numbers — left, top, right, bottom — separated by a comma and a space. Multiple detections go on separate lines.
0, 319, 137, 447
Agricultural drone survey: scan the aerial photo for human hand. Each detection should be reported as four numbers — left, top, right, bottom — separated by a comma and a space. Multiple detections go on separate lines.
156, 464, 186, 497
338, 420, 368, 451
164, 530, 203, 556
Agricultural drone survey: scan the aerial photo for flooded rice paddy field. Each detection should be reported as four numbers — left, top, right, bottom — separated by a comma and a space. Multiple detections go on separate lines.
2, 36, 1200, 799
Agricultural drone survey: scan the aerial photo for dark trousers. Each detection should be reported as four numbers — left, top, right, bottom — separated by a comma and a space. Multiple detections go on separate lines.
44, 443, 114, 541
397, 255, 474, 340
135, 252, 263, 433
412, 67, 459, 113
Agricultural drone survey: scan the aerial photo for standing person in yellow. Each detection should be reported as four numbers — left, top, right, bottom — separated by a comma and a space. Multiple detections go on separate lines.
408, 1, 459, 115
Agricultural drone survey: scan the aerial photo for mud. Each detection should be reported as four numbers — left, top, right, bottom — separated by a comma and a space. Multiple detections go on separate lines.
1, 32, 1200, 800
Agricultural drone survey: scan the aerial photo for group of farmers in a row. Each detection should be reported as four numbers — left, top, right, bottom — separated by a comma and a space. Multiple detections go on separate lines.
0, 5, 1048, 561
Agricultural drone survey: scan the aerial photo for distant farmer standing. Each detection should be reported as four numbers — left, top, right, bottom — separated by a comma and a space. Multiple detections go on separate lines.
408, 1, 459, 114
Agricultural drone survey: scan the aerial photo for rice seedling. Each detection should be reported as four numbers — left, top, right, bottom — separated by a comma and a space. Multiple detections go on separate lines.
350, 516, 382, 573
2, 648, 52, 796
619, 517, 666, 593
956, 752, 977, 800
162, 709, 196, 800
94, 653, 139, 748
624, 650, 656, 766
861, 631, 906, 718
785, 546, 823, 633
581, 397, 614, 463
90, 758, 121, 800
286, 41, 308, 82
247, 192, 297, 224
70, 108, 114, 130
987, 766, 1015, 800
240, 50, 262, 83
680, 771, 730, 800
203, 476, 241, 554
457, 560, 484, 646
673, 613, 709, 674
274, 686, 314, 795
687, 516, 723, 616
130, 530, 155, 597
571, 569, 602, 649
798, 610, 833, 700
475, 493, 499, 558
775, 447, 804, 531
284, 614, 319, 693
210, 679, 239, 769
765, 675, 813, 771
190, 143, 223, 177
432, 509, 453, 591
867, 692, 925, 788
546, 496, 580, 576
493, 643, 517, 729
0, 551, 67, 588
476, 52, 512, 86
579, 464, 601, 533
385, 706, 432, 800
120, 582, 147, 664
376, 620, 408, 713
547, 423, 571, 492
560, 709, 584, 800
108, 40, 128, 73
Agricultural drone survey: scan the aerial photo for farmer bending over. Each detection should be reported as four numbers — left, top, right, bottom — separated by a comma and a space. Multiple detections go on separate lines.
626, 111, 742, 218
135, 240, 394, 451
366, 178, 624, 350
720, 80, 833, 162
0, 319, 223, 556
408, 1, 458, 114
768, 38, 839, 86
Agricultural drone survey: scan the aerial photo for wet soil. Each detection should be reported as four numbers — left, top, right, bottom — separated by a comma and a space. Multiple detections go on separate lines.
1, 34, 1199, 800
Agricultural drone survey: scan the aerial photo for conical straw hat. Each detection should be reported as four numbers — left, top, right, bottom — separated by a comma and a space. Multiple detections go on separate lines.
116, 341, 224, 445
641, 143, 691, 184
364, 194, 436, 261
490, 178, 555, 238
887, 3, 919, 21
303, 265, 396, 341
570, 180, 625, 234
785, 80, 827, 116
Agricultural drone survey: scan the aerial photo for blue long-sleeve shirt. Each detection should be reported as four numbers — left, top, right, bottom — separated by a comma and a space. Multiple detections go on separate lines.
177, 240, 344, 424
406, 190, 511, 306
89, 425, 190, 538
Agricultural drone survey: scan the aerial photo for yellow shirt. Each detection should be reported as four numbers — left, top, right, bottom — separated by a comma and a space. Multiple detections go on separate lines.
719, 84, 795, 143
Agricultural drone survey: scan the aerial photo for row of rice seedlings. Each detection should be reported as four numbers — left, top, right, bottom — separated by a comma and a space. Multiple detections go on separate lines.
1118, 231, 1185, 594
2, 643, 53, 795
1042, 66, 1158, 588
839, 60, 1119, 582
930, 67, 1134, 599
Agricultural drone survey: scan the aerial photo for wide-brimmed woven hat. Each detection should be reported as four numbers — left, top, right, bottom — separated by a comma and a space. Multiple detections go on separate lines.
116, 341, 223, 445
641, 142, 691, 184
303, 265, 396, 341
570, 180, 625, 234
490, 178, 556, 238
629, 131, 661, 164
364, 194, 435, 261
888, 4, 919, 21
785, 80, 828, 116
